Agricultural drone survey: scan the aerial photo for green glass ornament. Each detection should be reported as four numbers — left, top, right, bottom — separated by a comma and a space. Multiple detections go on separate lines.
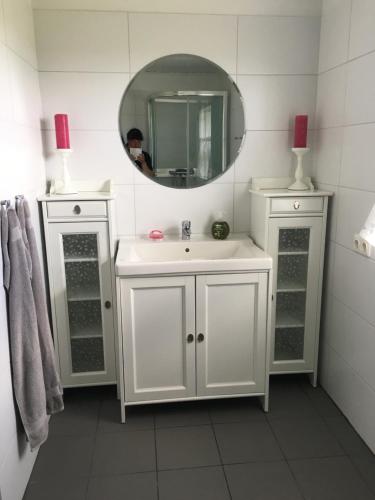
211, 220, 230, 240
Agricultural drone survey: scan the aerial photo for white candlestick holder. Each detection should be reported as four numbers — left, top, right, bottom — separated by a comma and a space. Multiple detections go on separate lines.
288, 147, 310, 191
55, 148, 77, 195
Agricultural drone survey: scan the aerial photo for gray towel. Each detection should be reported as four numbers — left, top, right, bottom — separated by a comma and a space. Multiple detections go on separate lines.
16, 198, 32, 277
21, 199, 64, 414
4, 208, 49, 450
1, 205, 10, 289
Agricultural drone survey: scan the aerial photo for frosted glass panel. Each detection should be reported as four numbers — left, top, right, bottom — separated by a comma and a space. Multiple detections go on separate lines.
275, 328, 304, 361
68, 300, 102, 338
71, 338, 104, 373
63, 234, 98, 259
65, 261, 100, 300
279, 228, 310, 253
277, 254, 308, 290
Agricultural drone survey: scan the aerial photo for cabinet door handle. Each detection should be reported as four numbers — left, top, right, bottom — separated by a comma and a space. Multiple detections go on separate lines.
105, 301, 111, 309
293, 201, 300, 210
73, 205, 81, 215
187, 334, 194, 343
197, 333, 205, 342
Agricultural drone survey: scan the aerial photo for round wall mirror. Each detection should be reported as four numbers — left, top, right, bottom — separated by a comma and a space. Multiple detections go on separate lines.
119, 54, 245, 189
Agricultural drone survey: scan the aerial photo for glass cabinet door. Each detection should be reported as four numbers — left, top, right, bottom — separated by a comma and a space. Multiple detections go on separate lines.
49, 222, 116, 386
268, 218, 322, 372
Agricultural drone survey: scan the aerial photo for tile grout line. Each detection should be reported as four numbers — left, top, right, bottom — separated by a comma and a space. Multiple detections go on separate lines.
153, 411, 160, 500
264, 412, 308, 500
208, 410, 233, 500
83, 397, 102, 500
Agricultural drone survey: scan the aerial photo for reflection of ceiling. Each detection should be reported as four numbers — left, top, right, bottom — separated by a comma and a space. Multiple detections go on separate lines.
145, 54, 219, 74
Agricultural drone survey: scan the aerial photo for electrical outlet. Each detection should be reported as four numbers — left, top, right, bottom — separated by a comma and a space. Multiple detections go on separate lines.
353, 234, 371, 257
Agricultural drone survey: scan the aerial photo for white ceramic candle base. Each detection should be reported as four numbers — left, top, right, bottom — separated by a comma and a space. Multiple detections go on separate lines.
55, 148, 77, 195
288, 147, 310, 191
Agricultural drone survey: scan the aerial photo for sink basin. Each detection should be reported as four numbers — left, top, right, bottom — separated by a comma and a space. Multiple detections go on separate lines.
115, 235, 272, 276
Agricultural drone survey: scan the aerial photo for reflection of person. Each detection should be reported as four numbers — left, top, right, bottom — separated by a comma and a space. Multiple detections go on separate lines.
125, 128, 154, 177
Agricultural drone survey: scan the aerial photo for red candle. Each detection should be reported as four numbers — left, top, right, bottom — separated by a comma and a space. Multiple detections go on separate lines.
293, 115, 308, 148
54, 114, 70, 149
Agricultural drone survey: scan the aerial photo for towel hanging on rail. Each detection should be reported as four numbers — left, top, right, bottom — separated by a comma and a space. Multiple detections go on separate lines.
17, 198, 64, 414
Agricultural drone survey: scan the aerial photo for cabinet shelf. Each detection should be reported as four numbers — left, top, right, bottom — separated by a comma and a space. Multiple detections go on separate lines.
276, 310, 305, 328
67, 288, 101, 302
277, 280, 306, 292
70, 323, 103, 339
278, 251, 309, 256
64, 257, 98, 263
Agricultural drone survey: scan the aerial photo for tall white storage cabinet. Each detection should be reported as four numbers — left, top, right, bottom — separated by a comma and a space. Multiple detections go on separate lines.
249, 187, 332, 385
39, 193, 117, 387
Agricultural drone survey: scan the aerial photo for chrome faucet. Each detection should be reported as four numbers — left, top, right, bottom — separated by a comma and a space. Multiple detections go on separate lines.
181, 220, 191, 240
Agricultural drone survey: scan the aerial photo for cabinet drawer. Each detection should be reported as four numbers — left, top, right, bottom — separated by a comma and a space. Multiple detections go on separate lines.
270, 197, 323, 214
47, 201, 107, 218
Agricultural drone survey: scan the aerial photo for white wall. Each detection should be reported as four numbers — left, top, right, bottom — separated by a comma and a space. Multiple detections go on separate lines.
33, 4, 320, 236
314, 0, 375, 452
0, 0, 45, 499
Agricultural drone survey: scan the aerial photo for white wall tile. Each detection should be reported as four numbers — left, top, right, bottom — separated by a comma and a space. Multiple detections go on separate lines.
114, 184, 136, 235
234, 182, 250, 232
8, 49, 41, 127
42, 130, 134, 184
34, 10, 129, 72
335, 187, 375, 250
345, 52, 375, 125
238, 75, 317, 130
349, 0, 375, 59
128, 13, 237, 74
316, 182, 338, 243
0, 0, 5, 43
326, 295, 375, 389
333, 243, 375, 327
3, 0, 37, 67
235, 131, 294, 182
315, 66, 346, 128
134, 182, 234, 235
341, 124, 375, 191
39, 72, 129, 130
313, 127, 343, 185
318, 0, 351, 72
0, 43, 12, 121
320, 342, 375, 453
32, 0, 322, 16
238, 16, 320, 75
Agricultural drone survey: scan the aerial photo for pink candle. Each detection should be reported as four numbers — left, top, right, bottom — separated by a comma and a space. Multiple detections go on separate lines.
293, 115, 308, 148
54, 114, 70, 149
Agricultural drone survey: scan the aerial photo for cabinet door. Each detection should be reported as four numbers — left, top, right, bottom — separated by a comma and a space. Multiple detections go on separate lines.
196, 273, 268, 397
48, 222, 116, 386
268, 217, 323, 373
121, 276, 196, 402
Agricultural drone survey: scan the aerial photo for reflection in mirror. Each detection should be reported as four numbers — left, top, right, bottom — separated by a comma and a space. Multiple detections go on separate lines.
119, 54, 245, 189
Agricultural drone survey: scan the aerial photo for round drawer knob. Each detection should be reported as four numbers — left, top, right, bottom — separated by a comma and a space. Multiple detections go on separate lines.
105, 301, 111, 309
197, 333, 205, 342
187, 334, 194, 343
293, 201, 300, 210
73, 205, 81, 215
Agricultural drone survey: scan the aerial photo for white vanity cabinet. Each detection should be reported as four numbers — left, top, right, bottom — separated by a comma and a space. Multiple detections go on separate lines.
118, 271, 269, 421
39, 194, 117, 387
249, 187, 332, 385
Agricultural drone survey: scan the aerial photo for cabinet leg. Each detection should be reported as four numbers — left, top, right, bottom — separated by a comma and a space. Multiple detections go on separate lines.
308, 371, 318, 388
121, 403, 126, 424
260, 394, 269, 413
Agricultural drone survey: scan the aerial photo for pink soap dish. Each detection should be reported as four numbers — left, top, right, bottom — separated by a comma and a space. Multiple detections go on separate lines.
148, 229, 164, 240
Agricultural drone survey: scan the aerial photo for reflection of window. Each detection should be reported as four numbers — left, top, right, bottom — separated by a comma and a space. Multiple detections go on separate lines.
360, 204, 375, 245
197, 105, 212, 180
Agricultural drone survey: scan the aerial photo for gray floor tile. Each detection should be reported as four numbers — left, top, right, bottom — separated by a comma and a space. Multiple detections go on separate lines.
98, 399, 154, 433
290, 456, 375, 500
324, 416, 374, 458
225, 461, 303, 500
24, 476, 88, 500
31, 435, 95, 479
158, 466, 230, 500
267, 384, 319, 420
156, 425, 221, 470
270, 417, 344, 459
214, 421, 283, 464
49, 398, 99, 436
87, 472, 157, 500
155, 401, 210, 428
351, 456, 375, 495
209, 397, 266, 423
301, 386, 343, 418
91, 430, 156, 476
